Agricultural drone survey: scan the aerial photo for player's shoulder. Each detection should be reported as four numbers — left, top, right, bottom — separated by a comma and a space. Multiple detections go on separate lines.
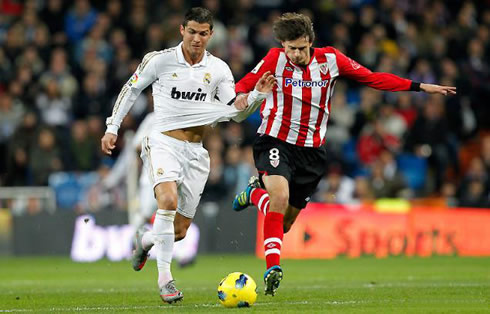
142, 48, 176, 62
266, 48, 283, 58
207, 51, 225, 65
314, 46, 338, 54
206, 51, 232, 71
140, 47, 183, 73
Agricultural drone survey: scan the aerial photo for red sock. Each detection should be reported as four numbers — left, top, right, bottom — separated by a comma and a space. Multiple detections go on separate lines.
263, 212, 284, 269
250, 188, 270, 215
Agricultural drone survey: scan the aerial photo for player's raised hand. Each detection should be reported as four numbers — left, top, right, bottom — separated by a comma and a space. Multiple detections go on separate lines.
101, 133, 117, 155
255, 71, 276, 94
233, 71, 276, 111
420, 83, 457, 96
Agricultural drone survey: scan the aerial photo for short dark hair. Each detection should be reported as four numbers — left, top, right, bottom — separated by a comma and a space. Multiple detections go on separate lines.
183, 7, 214, 30
273, 12, 315, 43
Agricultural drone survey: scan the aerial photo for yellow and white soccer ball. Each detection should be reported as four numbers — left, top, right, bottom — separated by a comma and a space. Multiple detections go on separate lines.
217, 272, 258, 308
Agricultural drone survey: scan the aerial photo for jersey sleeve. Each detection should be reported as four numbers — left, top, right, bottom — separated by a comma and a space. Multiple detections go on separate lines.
105, 52, 159, 135
236, 49, 278, 94
334, 48, 412, 92
215, 62, 236, 105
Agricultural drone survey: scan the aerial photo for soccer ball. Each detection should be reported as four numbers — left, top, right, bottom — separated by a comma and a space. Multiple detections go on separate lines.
217, 272, 257, 308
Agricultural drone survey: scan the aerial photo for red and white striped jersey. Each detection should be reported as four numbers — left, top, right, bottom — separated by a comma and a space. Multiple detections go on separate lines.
236, 47, 413, 148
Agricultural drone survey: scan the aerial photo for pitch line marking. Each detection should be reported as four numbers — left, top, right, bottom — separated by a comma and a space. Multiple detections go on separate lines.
0, 300, 366, 312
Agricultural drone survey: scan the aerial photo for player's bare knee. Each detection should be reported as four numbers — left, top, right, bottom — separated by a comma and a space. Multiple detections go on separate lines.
155, 193, 178, 210
270, 193, 289, 211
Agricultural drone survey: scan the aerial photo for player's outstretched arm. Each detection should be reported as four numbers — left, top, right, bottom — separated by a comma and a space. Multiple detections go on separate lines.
420, 83, 457, 96
333, 48, 458, 95
101, 133, 117, 155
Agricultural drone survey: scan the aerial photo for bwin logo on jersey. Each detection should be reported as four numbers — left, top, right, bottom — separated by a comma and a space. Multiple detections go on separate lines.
171, 87, 207, 101
284, 78, 329, 88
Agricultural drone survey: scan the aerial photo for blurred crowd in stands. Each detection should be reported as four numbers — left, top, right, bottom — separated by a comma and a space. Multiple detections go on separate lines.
0, 0, 489, 213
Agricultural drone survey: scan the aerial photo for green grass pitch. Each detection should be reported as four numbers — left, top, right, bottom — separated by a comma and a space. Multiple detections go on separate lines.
0, 255, 489, 313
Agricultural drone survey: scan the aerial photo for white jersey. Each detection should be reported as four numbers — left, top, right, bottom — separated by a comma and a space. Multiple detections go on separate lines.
105, 42, 240, 135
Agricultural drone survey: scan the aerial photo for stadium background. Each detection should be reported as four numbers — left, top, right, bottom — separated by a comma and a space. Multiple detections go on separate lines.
0, 0, 489, 312
0, 0, 490, 264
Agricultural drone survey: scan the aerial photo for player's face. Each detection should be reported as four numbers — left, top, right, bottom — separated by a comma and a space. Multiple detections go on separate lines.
180, 21, 213, 61
282, 37, 313, 66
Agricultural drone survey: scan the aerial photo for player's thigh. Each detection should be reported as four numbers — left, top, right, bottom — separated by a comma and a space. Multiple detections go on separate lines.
177, 146, 210, 220
262, 175, 290, 212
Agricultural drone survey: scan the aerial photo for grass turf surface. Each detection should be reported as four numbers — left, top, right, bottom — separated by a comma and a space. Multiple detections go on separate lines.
0, 255, 488, 313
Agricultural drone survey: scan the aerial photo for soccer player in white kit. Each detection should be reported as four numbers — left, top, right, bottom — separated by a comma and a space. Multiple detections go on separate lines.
102, 112, 201, 268
101, 7, 275, 303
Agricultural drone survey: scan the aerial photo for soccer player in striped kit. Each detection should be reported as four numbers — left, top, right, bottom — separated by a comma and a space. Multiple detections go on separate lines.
232, 12, 456, 296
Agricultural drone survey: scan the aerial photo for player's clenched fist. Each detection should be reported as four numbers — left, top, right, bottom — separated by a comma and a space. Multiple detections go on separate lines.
101, 133, 117, 155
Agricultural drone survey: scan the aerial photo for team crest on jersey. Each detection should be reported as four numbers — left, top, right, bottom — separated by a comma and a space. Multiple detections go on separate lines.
285, 66, 294, 72
203, 73, 211, 84
270, 159, 279, 168
319, 63, 328, 75
172, 73, 178, 78
156, 168, 164, 176
349, 58, 361, 70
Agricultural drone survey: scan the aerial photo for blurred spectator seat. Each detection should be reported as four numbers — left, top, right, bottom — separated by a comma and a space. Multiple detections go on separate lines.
458, 137, 484, 175
342, 138, 369, 177
49, 172, 79, 209
342, 138, 359, 175
49, 172, 98, 210
396, 153, 428, 191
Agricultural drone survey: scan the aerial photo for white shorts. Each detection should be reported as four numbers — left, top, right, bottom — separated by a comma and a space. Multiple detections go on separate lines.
138, 171, 157, 219
140, 131, 210, 219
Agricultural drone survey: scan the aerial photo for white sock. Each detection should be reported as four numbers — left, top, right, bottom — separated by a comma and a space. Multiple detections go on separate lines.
141, 230, 154, 250
153, 209, 176, 287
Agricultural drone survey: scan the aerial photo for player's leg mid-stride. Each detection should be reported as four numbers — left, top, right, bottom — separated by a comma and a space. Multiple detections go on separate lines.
233, 175, 285, 295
